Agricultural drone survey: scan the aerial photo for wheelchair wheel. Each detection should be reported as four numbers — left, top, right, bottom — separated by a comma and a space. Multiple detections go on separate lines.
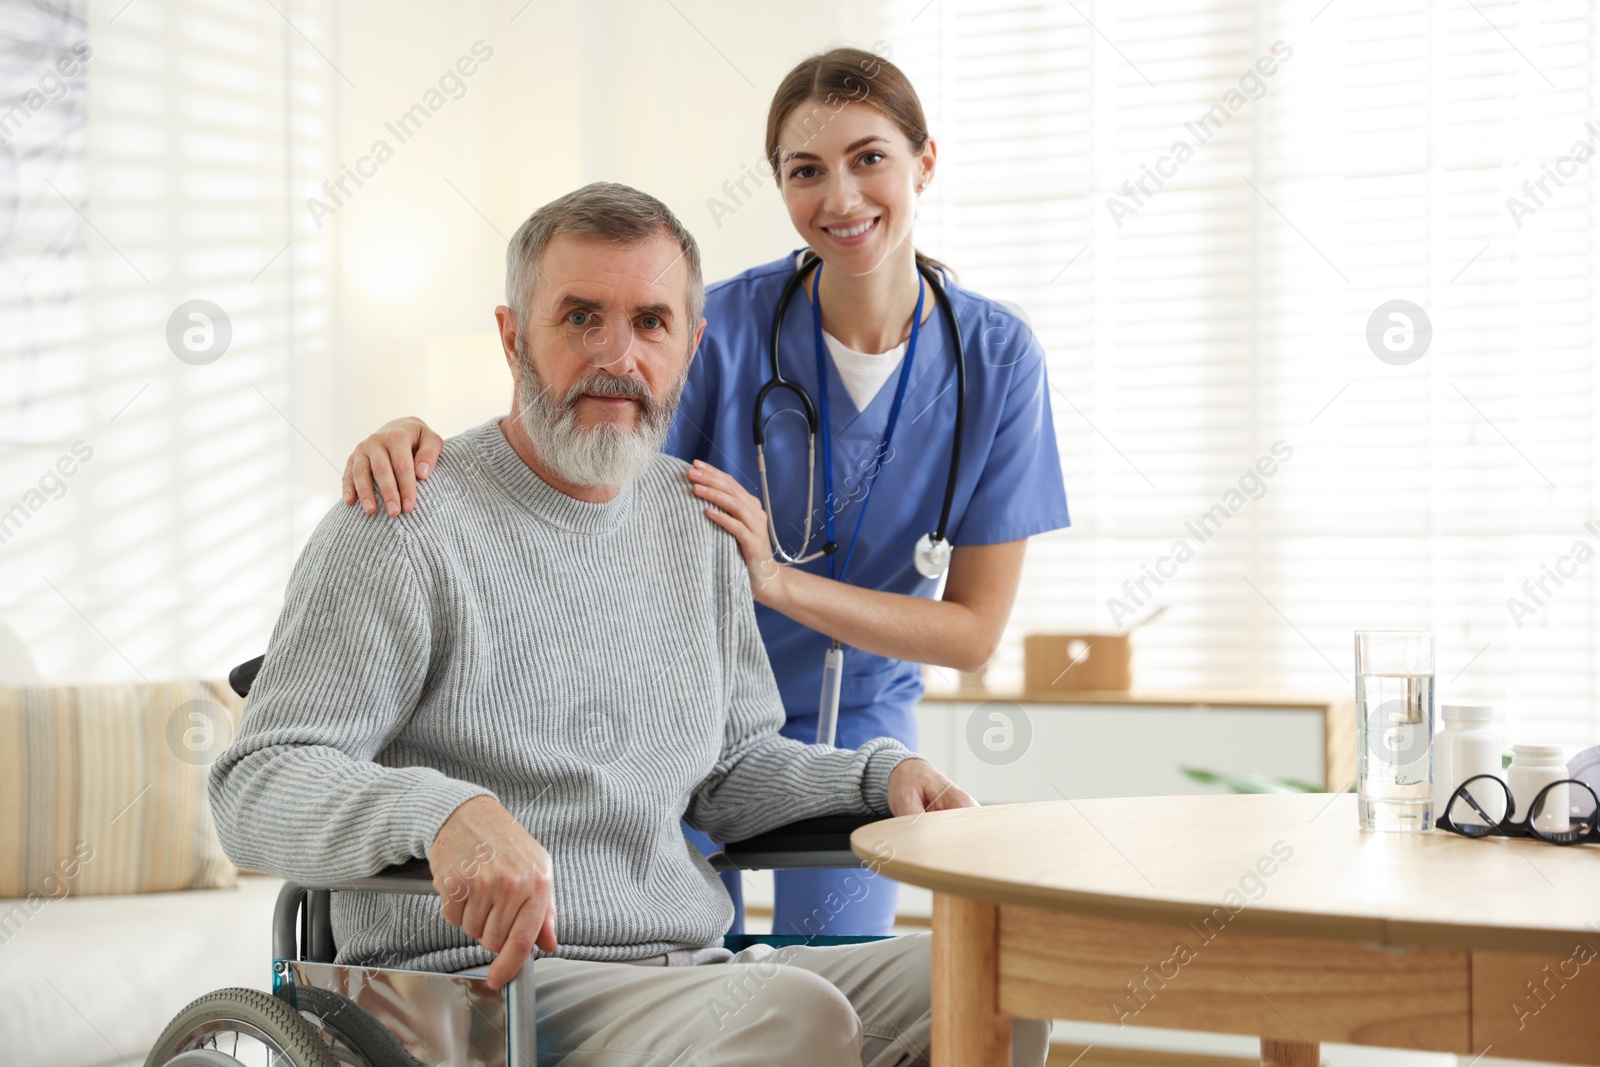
293, 985, 428, 1067
145, 987, 337, 1067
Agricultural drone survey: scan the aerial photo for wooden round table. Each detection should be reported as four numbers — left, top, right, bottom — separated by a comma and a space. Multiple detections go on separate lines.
852, 793, 1599, 1067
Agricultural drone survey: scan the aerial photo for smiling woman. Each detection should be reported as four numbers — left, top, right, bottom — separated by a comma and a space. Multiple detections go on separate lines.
337, 47, 1072, 948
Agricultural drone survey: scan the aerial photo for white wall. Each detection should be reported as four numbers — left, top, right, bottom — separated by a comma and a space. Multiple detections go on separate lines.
319, 0, 876, 443
0, 0, 892, 684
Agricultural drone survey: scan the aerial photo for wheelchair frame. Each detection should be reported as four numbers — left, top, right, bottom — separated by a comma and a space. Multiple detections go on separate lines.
212, 655, 886, 1066
265, 817, 877, 1066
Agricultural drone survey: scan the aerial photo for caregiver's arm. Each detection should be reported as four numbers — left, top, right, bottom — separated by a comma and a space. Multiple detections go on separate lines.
685, 529, 975, 844
342, 416, 443, 516
689, 459, 1025, 674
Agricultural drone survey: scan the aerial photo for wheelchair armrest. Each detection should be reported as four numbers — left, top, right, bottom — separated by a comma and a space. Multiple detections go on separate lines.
273, 860, 437, 963
342, 858, 439, 894
710, 813, 880, 871
273, 818, 883, 963
229, 653, 265, 698
333, 813, 881, 886
321, 812, 882, 884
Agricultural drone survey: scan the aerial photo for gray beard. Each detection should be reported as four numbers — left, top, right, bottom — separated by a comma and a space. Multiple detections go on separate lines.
514, 338, 685, 487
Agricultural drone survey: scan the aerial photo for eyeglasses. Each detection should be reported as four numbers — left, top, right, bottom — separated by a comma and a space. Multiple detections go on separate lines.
1436, 774, 1600, 845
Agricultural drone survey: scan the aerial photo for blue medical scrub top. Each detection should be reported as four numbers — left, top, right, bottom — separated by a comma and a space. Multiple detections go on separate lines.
665, 251, 1072, 747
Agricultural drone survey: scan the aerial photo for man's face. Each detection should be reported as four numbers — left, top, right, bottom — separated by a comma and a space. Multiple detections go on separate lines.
497, 230, 705, 486
510, 231, 699, 432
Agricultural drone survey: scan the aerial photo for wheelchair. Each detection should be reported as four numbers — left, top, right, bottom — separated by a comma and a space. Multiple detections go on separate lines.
145, 656, 889, 1067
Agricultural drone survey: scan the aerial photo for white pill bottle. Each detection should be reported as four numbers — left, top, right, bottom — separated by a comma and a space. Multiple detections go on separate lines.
1432, 704, 1504, 827
1508, 742, 1569, 834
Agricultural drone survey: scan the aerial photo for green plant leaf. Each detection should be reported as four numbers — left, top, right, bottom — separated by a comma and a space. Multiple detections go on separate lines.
1180, 766, 1324, 794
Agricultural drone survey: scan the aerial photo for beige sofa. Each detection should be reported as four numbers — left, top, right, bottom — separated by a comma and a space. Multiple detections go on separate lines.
0, 634, 284, 1065
0, 872, 283, 1066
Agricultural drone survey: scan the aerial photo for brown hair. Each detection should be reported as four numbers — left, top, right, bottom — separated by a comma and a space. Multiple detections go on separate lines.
764, 47, 954, 279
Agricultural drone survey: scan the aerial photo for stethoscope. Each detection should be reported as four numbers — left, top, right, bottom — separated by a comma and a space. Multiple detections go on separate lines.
752, 250, 967, 744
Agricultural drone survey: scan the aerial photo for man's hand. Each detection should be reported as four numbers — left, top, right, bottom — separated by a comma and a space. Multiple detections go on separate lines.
886, 757, 978, 817
430, 795, 557, 991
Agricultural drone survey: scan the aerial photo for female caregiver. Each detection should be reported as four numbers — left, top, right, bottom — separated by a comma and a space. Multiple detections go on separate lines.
336, 47, 1071, 937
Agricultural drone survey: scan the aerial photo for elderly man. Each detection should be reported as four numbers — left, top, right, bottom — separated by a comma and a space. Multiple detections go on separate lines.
209, 182, 1049, 1065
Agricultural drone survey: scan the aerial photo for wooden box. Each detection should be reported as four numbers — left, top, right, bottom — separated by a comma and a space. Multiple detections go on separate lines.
1023, 634, 1132, 693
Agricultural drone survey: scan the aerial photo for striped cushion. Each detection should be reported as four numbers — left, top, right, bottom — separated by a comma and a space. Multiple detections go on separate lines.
0, 679, 241, 898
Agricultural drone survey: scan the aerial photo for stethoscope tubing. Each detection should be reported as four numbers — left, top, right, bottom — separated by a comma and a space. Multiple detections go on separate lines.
754, 251, 967, 570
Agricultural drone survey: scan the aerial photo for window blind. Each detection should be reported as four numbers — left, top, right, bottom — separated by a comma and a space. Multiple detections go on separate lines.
1, 0, 91, 445
0, 0, 334, 682
886, 0, 1600, 748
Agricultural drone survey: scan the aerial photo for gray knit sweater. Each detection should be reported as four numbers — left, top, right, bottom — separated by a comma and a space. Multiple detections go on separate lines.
208, 417, 915, 972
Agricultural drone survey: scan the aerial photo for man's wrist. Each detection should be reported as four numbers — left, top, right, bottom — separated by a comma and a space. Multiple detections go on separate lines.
864, 745, 920, 814
423, 785, 498, 858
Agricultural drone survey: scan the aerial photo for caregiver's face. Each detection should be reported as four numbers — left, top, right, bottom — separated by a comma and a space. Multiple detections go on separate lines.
776, 101, 935, 277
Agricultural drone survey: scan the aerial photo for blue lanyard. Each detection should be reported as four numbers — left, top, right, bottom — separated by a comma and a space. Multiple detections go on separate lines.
809, 263, 926, 585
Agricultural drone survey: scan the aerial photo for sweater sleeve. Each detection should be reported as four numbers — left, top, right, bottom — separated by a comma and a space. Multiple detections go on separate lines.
207, 505, 495, 887
683, 536, 917, 843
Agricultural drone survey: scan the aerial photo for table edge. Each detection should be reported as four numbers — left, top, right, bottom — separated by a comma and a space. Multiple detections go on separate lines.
852, 833, 1597, 957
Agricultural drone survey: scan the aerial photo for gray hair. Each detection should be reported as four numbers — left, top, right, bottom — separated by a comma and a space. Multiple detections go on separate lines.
505, 182, 705, 330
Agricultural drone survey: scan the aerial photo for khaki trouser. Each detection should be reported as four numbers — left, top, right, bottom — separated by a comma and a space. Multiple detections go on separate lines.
453, 931, 1050, 1066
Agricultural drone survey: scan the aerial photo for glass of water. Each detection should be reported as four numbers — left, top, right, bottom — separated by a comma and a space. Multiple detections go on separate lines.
1354, 630, 1435, 832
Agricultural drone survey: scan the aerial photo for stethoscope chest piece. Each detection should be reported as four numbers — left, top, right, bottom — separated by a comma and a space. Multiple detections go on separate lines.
913, 532, 953, 579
